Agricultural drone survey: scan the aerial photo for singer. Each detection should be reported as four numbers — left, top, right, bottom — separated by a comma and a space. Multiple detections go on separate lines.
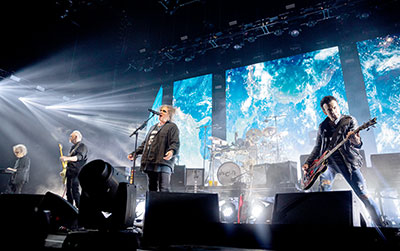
128, 105, 180, 192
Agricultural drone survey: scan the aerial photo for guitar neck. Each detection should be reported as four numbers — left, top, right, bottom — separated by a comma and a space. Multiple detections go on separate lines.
321, 126, 362, 162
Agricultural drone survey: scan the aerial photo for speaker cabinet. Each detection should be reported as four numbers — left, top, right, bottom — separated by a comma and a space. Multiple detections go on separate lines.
272, 191, 366, 227
143, 191, 219, 245
371, 152, 400, 189
252, 163, 267, 186
171, 165, 185, 191
266, 161, 298, 189
0, 194, 49, 247
39, 191, 79, 231
185, 168, 204, 186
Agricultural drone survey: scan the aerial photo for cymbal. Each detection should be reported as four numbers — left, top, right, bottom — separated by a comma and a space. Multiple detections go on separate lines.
246, 128, 262, 139
262, 126, 277, 136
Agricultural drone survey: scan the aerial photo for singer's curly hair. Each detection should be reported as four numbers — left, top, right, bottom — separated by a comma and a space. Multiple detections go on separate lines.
160, 104, 176, 121
13, 144, 28, 156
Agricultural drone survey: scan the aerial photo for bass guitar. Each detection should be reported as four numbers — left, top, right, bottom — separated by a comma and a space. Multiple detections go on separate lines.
59, 143, 67, 185
302, 117, 377, 190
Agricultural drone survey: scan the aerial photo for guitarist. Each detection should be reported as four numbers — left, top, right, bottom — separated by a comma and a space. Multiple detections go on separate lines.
60, 130, 88, 208
302, 96, 385, 227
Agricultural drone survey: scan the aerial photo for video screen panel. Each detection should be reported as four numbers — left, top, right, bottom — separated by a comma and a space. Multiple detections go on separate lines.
226, 46, 348, 167
173, 74, 212, 168
357, 34, 400, 154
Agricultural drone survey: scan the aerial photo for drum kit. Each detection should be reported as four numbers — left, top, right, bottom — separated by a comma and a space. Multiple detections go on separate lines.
209, 117, 286, 186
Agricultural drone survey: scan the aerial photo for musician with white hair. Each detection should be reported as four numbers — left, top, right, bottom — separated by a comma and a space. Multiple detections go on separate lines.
60, 130, 88, 208
7, 144, 30, 194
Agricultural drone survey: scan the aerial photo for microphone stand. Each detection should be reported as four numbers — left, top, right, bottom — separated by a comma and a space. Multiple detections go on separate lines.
128, 113, 156, 184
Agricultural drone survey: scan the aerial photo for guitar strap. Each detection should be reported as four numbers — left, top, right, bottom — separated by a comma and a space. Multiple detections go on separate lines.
69, 142, 81, 156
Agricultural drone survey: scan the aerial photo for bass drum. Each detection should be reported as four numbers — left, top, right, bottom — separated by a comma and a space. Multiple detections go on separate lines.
217, 162, 241, 186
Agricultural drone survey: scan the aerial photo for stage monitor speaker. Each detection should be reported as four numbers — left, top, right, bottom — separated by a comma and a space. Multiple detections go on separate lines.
171, 165, 185, 191
185, 168, 204, 186
63, 230, 140, 249
143, 191, 219, 244
266, 161, 297, 189
0, 194, 49, 247
272, 191, 366, 227
370, 152, 400, 189
38, 191, 79, 232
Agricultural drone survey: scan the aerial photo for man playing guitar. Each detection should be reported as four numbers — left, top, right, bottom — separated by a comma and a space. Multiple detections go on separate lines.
302, 95, 386, 227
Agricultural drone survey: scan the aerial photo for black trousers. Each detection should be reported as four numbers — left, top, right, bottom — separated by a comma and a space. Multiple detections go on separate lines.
8, 181, 25, 194
66, 176, 80, 208
146, 171, 171, 192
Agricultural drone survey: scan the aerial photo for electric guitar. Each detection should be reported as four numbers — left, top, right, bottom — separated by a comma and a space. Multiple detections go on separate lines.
59, 144, 67, 185
302, 117, 377, 190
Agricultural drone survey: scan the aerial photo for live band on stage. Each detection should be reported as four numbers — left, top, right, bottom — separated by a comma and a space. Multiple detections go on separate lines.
1, 96, 395, 229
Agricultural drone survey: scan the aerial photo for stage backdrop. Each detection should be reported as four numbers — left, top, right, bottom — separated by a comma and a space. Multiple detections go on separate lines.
173, 74, 213, 169
357, 34, 400, 154
225, 46, 349, 169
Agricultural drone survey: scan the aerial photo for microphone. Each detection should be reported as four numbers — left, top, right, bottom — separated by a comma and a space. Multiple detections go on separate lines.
148, 109, 161, 115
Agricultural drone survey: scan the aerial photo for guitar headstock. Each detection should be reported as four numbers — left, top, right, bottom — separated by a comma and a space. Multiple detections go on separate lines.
357, 117, 377, 132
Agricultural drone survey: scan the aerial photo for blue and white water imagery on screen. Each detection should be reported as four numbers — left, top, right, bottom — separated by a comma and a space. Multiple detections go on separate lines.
357, 34, 400, 153
146, 86, 163, 133
226, 47, 348, 170
173, 74, 212, 169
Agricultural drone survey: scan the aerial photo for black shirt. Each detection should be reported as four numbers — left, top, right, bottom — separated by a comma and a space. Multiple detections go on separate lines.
66, 142, 88, 177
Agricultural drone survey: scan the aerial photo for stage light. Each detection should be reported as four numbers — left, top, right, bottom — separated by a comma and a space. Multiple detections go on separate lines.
233, 43, 243, 50
274, 29, 283, 36
78, 159, 136, 230
135, 200, 146, 220
229, 20, 237, 26
220, 200, 237, 223
10, 74, 21, 82
185, 55, 194, 62
36, 85, 45, 92
357, 11, 370, 20
249, 200, 272, 223
289, 29, 300, 37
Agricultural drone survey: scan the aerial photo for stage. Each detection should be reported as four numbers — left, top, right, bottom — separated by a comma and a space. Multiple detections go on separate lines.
1, 191, 400, 250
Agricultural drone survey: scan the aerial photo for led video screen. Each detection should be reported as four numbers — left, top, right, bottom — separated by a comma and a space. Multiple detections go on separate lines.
357, 34, 400, 154
173, 74, 212, 168
226, 47, 348, 168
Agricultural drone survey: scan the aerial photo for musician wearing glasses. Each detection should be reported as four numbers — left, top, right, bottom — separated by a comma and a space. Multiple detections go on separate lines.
302, 95, 385, 227
128, 105, 180, 192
